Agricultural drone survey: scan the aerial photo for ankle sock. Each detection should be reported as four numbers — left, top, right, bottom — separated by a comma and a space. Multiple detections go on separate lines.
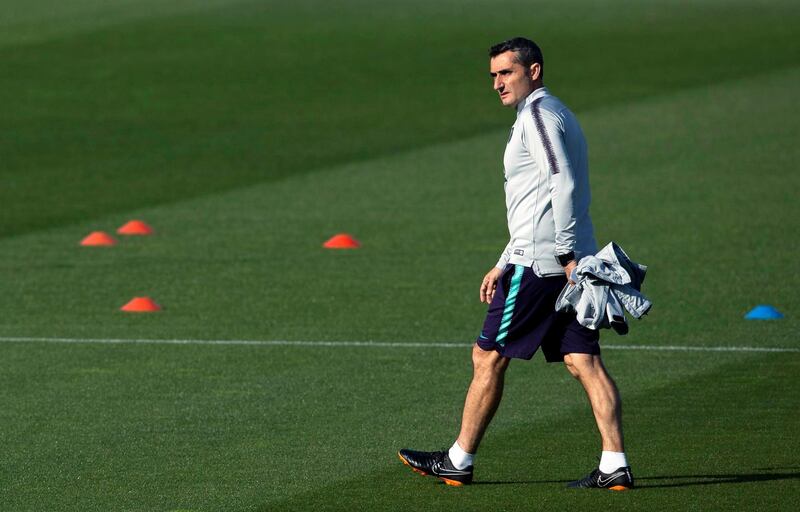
448, 441, 474, 470
598, 451, 628, 473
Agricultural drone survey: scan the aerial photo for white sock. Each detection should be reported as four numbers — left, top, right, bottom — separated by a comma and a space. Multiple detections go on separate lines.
599, 451, 628, 473
448, 441, 474, 470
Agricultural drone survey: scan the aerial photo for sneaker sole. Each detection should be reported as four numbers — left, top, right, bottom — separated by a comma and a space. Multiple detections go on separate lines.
397, 452, 467, 487
439, 478, 465, 487
608, 485, 631, 491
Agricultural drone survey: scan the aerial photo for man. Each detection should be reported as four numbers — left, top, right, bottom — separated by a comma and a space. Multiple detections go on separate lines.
398, 38, 633, 491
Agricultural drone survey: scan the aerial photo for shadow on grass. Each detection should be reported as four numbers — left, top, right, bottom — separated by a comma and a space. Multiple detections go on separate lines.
637, 471, 800, 489
472, 479, 568, 486
473, 470, 800, 487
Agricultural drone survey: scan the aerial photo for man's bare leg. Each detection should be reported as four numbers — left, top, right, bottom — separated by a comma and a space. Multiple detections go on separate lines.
455, 344, 511, 453
397, 344, 509, 485
563, 353, 624, 451
563, 352, 633, 489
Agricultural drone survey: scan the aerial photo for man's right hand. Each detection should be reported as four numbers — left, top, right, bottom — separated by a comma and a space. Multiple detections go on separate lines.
480, 267, 503, 304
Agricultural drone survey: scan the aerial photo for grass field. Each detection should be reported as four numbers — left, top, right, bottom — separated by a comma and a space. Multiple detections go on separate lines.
1, 0, 799, 510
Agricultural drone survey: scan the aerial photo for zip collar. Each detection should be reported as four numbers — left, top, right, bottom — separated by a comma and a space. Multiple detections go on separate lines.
516, 86, 549, 115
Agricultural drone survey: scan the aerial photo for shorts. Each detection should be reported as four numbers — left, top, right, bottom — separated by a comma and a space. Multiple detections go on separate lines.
476, 264, 600, 362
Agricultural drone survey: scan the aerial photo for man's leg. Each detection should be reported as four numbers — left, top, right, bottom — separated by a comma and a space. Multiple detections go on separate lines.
397, 344, 510, 486
563, 353, 623, 451
456, 344, 511, 453
564, 352, 633, 490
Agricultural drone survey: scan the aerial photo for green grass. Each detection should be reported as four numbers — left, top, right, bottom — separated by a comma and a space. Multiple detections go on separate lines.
2, 344, 798, 511
1, 0, 799, 510
2, 0, 799, 236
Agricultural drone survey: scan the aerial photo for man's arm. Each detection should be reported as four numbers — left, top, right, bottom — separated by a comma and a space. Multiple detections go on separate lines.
496, 240, 512, 270
526, 105, 577, 280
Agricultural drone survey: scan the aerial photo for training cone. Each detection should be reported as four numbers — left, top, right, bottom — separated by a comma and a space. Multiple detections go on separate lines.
323, 233, 360, 249
117, 220, 153, 235
120, 296, 161, 312
744, 305, 783, 320
80, 231, 117, 246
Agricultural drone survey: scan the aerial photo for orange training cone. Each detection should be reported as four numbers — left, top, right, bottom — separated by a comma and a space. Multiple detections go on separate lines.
80, 231, 117, 246
120, 296, 161, 312
117, 220, 153, 235
323, 233, 360, 249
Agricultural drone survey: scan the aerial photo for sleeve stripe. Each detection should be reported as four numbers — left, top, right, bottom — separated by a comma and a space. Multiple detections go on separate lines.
530, 98, 560, 175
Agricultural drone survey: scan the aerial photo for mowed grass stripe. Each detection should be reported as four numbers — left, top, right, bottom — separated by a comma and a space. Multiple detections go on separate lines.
0, 0, 246, 47
2, 57, 796, 247
0, 0, 251, 45
1, 337, 798, 353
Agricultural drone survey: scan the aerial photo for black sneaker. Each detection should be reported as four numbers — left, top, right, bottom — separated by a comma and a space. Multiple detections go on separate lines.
397, 449, 473, 486
567, 466, 634, 491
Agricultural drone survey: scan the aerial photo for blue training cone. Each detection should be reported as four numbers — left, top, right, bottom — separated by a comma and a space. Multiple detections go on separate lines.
744, 305, 784, 320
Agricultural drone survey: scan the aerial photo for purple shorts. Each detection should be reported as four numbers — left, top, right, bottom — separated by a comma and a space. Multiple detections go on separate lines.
476, 264, 600, 362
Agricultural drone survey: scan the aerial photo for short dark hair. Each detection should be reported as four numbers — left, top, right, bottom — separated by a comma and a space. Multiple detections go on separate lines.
489, 37, 544, 77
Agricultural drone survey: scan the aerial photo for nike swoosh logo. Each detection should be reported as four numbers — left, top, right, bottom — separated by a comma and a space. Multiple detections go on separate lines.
597, 471, 627, 486
479, 334, 489, 340
433, 464, 471, 476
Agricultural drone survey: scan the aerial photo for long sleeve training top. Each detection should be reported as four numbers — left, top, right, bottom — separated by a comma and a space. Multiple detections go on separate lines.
495, 87, 597, 276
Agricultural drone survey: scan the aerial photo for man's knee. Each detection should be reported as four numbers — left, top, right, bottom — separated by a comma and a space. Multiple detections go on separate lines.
563, 354, 581, 379
564, 353, 602, 380
472, 344, 510, 376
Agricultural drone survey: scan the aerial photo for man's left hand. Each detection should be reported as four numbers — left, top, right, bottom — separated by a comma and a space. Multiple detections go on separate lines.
564, 260, 578, 284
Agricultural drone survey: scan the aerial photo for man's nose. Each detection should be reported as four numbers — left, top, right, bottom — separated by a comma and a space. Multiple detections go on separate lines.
493, 77, 503, 90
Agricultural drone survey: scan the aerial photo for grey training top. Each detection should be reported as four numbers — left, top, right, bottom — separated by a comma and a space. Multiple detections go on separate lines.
495, 87, 597, 276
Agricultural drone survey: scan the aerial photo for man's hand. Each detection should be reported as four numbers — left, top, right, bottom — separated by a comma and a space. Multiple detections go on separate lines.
563, 260, 578, 284
480, 267, 503, 304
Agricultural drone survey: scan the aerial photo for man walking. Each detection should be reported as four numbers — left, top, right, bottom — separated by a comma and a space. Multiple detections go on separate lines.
398, 38, 633, 491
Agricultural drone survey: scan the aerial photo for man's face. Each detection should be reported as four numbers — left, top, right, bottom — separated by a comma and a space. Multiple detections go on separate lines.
490, 51, 537, 107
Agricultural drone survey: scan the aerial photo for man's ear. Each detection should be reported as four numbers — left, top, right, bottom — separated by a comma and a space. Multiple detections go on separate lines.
529, 62, 542, 81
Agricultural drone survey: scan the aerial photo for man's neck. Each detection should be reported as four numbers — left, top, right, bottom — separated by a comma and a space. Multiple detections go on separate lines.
515, 84, 547, 111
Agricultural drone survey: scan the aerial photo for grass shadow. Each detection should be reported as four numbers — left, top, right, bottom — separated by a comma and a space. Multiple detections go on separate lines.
472, 479, 569, 486
637, 471, 800, 489
472, 470, 800, 488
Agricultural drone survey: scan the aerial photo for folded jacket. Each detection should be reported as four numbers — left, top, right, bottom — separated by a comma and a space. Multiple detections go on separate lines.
555, 242, 652, 333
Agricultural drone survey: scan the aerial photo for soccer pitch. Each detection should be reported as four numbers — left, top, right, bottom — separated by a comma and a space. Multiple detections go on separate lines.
1, 0, 799, 510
